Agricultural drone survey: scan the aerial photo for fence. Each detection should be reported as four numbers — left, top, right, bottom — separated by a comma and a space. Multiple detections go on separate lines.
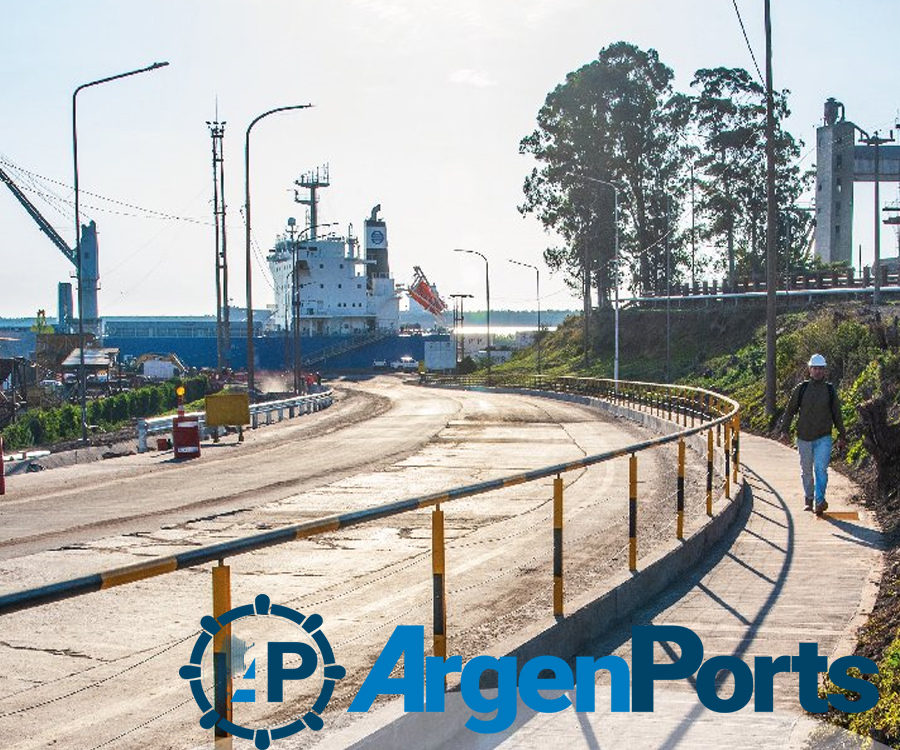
0, 376, 739, 748
135, 390, 334, 452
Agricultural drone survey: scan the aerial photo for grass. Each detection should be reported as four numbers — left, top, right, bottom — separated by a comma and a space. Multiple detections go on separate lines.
492, 300, 900, 747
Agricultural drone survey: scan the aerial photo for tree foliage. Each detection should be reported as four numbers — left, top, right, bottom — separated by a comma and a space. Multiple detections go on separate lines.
690, 67, 813, 283
520, 42, 692, 304
0, 376, 209, 451
520, 44, 813, 309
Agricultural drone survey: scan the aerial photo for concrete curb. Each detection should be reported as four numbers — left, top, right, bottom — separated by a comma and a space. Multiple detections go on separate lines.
314, 386, 748, 750
494, 479, 748, 671
316, 480, 749, 750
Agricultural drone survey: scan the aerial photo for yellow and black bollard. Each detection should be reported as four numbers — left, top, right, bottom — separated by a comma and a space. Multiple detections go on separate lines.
676, 438, 685, 539
553, 475, 563, 616
706, 429, 714, 516
212, 561, 233, 749
724, 419, 731, 500
629, 454, 638, 571
432, 505, 447, 659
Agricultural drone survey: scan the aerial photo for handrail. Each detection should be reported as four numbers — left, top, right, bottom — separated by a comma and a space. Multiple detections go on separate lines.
135, 389, 334, 452
0, 378, 738, 617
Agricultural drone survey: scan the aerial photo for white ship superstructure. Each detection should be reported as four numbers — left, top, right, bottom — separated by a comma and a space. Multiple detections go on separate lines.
266, 197, 400, 335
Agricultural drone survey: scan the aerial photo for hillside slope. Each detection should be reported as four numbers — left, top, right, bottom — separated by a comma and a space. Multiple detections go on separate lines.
497, 301, 900, 745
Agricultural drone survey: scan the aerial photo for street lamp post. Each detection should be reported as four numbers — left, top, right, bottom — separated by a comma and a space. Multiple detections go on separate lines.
454, 249, 490, 380
244, 104, 312, 397
73, 61, 169, 443
576, 176, 621, 390
508, 259, 541, 377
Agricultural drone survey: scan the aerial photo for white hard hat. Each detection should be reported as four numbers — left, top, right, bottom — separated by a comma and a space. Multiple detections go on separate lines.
808, 353, 827, 367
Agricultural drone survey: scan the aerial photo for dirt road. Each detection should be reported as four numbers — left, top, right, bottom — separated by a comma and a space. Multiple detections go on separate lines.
0, 378, 708, 749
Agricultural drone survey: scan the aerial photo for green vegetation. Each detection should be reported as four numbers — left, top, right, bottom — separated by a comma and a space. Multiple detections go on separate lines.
0, 376, 209, 451
820, 639, 900, 745
519, 43, 812, 311
496, 301, 900, 746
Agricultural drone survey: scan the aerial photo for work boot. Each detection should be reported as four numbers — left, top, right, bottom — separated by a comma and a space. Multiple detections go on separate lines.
815, 500, 828, 517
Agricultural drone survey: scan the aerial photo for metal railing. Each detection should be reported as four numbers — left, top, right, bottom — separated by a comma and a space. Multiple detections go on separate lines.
0, 377, 740, 747
135, 390, 334, 452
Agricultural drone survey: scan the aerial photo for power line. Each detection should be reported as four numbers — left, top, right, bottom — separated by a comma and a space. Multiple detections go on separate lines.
0, 156, 211, 227
730, 0, 764, 85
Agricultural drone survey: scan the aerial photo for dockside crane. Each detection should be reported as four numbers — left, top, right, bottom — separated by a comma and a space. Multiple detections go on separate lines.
0, 163, 100, 334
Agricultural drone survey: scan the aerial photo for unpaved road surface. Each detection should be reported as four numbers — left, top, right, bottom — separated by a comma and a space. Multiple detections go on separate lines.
0, 378, 709, 749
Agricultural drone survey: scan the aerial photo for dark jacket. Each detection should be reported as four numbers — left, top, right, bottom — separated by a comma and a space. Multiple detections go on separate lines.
781, 379, 846, 442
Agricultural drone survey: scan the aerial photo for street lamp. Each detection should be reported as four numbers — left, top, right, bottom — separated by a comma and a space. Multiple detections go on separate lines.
454, 249, 491, 380
73, 61, 169, 443
575, 175, 622, 390
508, 259, 541, 377
245, 104, 313, 397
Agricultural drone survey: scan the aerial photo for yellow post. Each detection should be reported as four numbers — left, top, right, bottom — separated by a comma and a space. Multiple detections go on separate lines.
629, 454, 638, 571
676, 438, 685, 539
553, 475, 563, 616
724, 419, 731, 500
732, 413, 741, 482
212, 562, 233, 749
706, 429, 714, 516
432, 506, 447, 659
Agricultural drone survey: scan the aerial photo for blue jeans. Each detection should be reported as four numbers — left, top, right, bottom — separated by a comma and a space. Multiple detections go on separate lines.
797, 436, 833, 503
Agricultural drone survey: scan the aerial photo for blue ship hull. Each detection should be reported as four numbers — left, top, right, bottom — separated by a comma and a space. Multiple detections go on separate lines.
104, 333, 449, 371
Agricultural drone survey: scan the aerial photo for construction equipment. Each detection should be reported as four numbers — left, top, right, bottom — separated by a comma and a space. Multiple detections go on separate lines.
0, 163, 100, 334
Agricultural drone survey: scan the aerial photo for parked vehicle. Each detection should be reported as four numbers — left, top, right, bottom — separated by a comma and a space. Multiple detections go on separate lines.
390, 356, 418, 371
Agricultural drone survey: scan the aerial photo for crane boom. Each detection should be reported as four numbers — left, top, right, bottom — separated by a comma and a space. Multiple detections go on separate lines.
0, 163, 76, 265
0, 162, 101, 332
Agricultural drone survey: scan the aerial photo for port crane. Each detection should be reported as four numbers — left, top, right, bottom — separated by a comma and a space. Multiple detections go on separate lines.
0, 163, 100, 333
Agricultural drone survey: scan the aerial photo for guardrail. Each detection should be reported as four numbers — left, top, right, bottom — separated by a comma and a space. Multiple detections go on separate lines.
135, 390, 334, 452
0, 377, 739, 748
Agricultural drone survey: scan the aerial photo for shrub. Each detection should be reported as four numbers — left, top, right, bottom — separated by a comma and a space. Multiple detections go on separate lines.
0, 375, 209, 451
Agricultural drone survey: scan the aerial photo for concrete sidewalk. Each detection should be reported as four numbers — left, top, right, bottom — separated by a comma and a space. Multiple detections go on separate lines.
315, 434, 885, 750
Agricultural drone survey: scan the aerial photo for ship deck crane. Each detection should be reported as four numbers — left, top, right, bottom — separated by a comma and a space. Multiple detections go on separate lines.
407, 265, 448, 323
0, 163, 99, 333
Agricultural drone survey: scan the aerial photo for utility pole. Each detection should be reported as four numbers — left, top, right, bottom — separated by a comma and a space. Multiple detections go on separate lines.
763, 0, 778, 419
207, 117, 230, 370
860, 130, 895, 306
690, 161, 697, 287
450, 294, 473, 371
665, 196, 672, 382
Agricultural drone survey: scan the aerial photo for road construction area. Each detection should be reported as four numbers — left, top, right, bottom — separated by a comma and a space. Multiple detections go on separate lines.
0, 376, 715, 749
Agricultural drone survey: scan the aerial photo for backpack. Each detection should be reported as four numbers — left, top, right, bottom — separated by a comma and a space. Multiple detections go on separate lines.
798, 380, 836, 411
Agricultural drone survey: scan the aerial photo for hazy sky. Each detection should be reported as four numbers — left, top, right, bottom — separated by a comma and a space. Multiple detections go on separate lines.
1, 0, 897, 319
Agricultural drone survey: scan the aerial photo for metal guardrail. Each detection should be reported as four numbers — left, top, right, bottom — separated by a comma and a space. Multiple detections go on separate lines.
2, 377, 737, 615
0, 377, 740, 746
135, 390, 334, 452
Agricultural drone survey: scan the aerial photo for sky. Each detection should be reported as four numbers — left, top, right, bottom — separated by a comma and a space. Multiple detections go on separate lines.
1, 0, 898, 319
